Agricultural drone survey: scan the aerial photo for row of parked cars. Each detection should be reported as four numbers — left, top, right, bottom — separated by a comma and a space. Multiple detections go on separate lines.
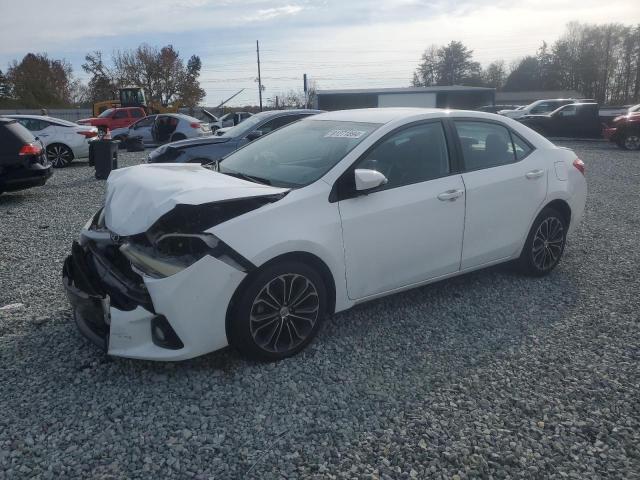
479, 99, 640, 150
0, 107, 313, 194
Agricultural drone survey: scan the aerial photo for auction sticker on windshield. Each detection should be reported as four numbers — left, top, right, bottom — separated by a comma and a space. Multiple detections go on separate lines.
324, 129, 367, 139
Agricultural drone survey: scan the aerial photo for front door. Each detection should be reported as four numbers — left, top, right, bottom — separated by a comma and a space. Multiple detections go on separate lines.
338, 121, 466, 300
112, 110, 130, 129
453, 120, 548, 269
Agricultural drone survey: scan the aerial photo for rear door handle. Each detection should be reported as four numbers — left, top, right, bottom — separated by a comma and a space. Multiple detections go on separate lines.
437, 189, 464, 201
525, 169, 545, 179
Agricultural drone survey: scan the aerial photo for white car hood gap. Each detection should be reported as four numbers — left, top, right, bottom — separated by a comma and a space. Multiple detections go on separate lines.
104, 163, 288, 236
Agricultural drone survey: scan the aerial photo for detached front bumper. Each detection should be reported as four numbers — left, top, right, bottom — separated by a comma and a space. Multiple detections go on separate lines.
62, 236, 247, 361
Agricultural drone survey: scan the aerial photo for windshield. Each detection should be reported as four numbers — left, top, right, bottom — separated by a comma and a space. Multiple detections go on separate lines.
220, 111, 273, 137
98, 109, 114, 118
219, 119, 381, 188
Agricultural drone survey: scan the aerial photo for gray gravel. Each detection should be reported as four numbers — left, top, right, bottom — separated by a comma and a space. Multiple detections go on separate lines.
1, 142, 639, 479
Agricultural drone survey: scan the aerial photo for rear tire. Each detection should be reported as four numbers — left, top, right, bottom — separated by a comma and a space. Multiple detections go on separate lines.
46, 144, 74, 168
518, 207, 567, 276
228, 261, 327, 361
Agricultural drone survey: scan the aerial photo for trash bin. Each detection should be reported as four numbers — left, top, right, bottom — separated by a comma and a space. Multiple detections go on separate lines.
93, 140, 118, 180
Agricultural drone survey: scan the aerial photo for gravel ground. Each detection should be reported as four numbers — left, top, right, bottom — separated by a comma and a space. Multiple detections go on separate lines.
1, 142, 639, 479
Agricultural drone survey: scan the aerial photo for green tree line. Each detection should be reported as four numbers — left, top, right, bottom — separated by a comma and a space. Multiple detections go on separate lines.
412, 22, 640, 104
0, 44, 205, 109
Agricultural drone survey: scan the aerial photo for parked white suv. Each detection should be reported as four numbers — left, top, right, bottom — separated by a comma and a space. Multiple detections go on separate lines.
498, 99, 579, 119
5, 115, 98, 167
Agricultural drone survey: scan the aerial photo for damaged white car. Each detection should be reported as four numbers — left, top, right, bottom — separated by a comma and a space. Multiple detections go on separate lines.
63, 108, 587, 361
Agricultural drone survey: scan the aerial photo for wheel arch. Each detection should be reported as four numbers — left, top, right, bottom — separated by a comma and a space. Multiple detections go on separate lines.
544, 198, 572, 226
516, 197, 572, 258
225, 250, 337, 340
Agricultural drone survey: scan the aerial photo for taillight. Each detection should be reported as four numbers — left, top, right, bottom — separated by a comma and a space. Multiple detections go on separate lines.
190, 122, 201, 129
78, 130, 98, 138
573, 158, 585, 175
19, 143, 42, 156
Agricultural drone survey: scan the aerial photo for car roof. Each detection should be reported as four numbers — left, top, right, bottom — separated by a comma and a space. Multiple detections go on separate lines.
0, 117, 17, 124
314, 107, 517, 124
5, 114, 78, 124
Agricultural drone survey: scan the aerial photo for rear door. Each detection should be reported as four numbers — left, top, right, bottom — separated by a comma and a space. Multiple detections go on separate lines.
453, 119, 547, 269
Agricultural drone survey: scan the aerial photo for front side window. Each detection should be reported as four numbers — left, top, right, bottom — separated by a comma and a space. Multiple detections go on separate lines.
455, 121, 516, 170
133, 116, 155, 129
113, 110, 129, 119
356, 122, 450, 191
131, 109, 144, 118
556, 105, 577, 117
530, 103, 552, 114
219, 120, 380, 187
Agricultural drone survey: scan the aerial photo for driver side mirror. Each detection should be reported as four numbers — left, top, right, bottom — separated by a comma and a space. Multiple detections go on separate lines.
354, 169, 388, 192
246, 130, 263, 141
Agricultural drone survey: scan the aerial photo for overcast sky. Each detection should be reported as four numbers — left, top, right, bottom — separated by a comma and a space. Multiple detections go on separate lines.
1, 0, 638, 106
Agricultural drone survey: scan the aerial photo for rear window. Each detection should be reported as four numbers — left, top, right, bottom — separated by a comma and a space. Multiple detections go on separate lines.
3, 121, 36, 143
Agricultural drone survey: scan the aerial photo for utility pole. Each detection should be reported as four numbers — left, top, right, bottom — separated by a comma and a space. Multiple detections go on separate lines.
256, 40, 263, 111
303, 73, 308, 109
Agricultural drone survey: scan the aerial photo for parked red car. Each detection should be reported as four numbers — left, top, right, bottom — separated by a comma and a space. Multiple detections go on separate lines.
77, 107, 146, 132
603, 112, 640, 150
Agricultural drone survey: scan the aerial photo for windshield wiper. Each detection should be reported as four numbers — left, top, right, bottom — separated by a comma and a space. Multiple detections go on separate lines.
221, 169, 272, 185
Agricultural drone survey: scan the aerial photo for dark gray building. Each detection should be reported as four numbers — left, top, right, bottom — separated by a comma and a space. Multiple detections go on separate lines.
315, 86, 495, 111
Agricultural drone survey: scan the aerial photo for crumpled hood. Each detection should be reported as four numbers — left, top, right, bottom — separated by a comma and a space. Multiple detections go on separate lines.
104, 163, 288, 236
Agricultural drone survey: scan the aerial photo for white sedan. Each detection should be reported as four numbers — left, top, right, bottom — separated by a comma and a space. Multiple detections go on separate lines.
62, 108, 587, 361
110, 113, 212, 147
5, 115, 98, 167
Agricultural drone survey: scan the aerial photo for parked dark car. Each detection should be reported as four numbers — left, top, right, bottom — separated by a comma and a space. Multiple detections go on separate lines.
147, 109, 324, 164
0, 118, 52, 195
603, 112, 640, 150
518, 103, 602, 138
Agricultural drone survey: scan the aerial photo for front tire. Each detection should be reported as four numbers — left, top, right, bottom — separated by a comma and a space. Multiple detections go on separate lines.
228, 261, 327, 361
518, 207, 567, 276
46, 144, 74, 168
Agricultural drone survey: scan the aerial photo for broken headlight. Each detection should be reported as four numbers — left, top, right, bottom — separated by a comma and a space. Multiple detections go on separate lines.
120, 233, 252, 279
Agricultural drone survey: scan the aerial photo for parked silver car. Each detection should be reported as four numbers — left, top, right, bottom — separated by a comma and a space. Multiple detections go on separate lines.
110, 113, 212, 147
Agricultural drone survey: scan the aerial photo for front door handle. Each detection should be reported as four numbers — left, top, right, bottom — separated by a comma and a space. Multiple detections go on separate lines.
437, 189, 464, 201
525, 169, 545, 179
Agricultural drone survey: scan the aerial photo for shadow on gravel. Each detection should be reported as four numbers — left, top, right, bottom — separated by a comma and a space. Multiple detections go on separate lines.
3, 260, 581, 392
0, 191, 32, 206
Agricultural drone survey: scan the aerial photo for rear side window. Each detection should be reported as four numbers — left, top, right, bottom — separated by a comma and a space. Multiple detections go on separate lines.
511, 132, 533, 160
455, 121, 516, 170
113, 110, 129, 119
131, 109, 144, 118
